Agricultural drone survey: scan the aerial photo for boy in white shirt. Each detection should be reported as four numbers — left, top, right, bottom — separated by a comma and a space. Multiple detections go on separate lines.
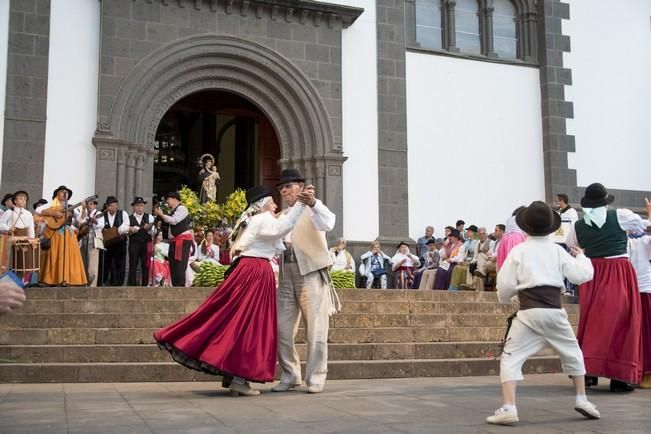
487, 201, 600, 426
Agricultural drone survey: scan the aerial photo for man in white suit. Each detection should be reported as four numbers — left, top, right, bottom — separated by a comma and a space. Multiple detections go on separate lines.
272, 168, 337, 394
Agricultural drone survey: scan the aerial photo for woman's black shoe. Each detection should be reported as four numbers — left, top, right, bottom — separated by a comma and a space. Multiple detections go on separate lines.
585, 376, 598, 388
609, 379, 634, 393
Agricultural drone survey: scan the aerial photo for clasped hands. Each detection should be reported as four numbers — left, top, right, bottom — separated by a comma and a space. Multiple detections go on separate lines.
297, 185, 317, 207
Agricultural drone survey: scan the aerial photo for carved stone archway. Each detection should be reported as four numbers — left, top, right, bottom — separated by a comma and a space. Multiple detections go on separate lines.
93, 34, 345, 236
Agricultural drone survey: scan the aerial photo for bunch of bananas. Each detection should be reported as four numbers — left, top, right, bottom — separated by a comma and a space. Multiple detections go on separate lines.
192, 262, 229, 287
329, 270, 355, 289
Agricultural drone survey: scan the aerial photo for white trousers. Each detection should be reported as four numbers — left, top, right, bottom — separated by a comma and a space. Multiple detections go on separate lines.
500, 308, 586, 383
365, 271, 387, 289
277, 263, 330, 386
87, 249, 100, 287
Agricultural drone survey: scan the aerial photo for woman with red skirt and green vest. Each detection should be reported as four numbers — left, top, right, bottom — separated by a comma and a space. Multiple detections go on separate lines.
567, 183, 650, 392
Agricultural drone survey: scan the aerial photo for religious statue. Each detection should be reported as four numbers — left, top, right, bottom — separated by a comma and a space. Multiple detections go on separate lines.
198, 153, 220, 203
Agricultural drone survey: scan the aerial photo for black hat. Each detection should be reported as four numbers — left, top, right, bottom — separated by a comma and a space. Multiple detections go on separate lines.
466, 225, 479, 233
276, 168, 305, 187
2, 193, 14, 206
165, 191, 181, 201
426, 239, 437, 245
131, 196, 147, 206
449, 229, 462, 239
580, 183, 614, 208
12, 190, 29, 202
397, 241, 409, 249
245, 185, 272, 206
52, 185, 73, 200
515, 201, 562, 236
105, 195, 119, 205
456, 220, 465, 226
33, 198, 47, 210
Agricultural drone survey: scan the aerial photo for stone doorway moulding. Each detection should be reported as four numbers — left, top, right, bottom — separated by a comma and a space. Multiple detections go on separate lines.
93, 34, 346, 237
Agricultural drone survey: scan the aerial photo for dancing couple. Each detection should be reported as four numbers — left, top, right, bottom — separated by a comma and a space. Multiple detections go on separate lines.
154, 169, 338, 396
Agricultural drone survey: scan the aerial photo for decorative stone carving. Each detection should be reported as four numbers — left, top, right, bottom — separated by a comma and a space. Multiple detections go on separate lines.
98, 149, 116, 161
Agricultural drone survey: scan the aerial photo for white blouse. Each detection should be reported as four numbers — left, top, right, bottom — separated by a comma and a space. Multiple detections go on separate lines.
0, 207, 35, 238
236, 202, 306, 260
391, 252, 420, 269
329, 248, 355, 272
198, 243, 220, 263
629, 236, 651, 293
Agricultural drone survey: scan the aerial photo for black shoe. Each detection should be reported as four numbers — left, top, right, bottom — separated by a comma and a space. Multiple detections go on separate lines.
609, 379, 634, 393
585, 376, 599, 388
221, 375, 233, 389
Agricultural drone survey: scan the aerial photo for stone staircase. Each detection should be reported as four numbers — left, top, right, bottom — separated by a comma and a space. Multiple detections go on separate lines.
0, 287, 578, 383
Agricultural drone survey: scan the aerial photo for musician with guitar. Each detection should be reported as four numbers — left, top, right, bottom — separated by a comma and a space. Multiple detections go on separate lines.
34, 185, 88, 286
127, 197, 155, 286
101, 196, 130, 286
75, 199, 104, 287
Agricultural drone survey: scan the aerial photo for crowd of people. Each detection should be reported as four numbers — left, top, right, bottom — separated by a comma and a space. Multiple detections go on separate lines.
0, 178, 649, 428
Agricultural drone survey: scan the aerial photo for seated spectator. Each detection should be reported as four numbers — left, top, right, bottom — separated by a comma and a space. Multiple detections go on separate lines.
360, 241, 391, 289
456, 220, 467, 240
497, 206, 528, 270
475, 224, 504, 282
391, 242, 420, 289
449, 225, 478, 290
463, 227, 494, 291
415, 238, 443, 290
417, 226, 435, 257
329, 238, 355, 273
150, 231, 171, 287
433, 229, 465, 289
197, 229, 221, 265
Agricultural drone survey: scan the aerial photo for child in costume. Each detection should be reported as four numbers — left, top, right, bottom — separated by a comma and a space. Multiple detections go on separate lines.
487, 201, 600, 426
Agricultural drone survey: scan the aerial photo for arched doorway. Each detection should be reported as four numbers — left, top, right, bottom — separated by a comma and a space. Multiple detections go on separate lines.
153, 90, 281, 202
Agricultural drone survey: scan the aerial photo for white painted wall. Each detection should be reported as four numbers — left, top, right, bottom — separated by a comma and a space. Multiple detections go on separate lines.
564, 0, 651, 192
0, 0, 10, 184
406, 53, 545, 239
42, 0, 100, 200
321, 0, 379, 241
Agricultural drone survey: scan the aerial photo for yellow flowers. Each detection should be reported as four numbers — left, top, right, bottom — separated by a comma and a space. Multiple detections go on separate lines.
178, 186, 247, 230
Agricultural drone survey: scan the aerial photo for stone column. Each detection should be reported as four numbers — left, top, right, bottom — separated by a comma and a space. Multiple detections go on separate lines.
116, 149, 127, 206
125, 151, 136, 204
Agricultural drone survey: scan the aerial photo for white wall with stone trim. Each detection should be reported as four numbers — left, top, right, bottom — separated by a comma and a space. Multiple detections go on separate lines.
0, 0, 10, 185
42, 0, 100, 200
563, 0, 651, 192
324, 0, 379, 242
405, 52, 545, 239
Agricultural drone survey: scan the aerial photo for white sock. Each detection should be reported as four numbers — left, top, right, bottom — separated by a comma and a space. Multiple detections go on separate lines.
575, 394, 588, 404
503, 404, 517, 413
232, 376, 246, 385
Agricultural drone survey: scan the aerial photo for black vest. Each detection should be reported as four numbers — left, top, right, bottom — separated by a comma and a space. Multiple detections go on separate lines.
169, 205, 191, 237
129, 213, 150, 243
104, 210, 124, 229
574, 209, 628, 258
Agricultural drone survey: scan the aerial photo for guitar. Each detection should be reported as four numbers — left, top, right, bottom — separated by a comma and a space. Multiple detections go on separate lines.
77, 211, 104, 241
42, 194, 98, 230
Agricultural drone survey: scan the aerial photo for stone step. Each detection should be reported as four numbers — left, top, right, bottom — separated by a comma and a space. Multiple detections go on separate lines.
0, 325, 519, 345
0, 342, 556, 363
0, 311, 577, 329
26, 286, 579, 304
19, 298, 576, 315
0, 356, 562, 383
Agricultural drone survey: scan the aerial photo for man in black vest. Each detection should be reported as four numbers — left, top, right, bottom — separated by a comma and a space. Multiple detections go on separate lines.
102, 196, 130, 286
127, 197, 155, 286
154, 191, 193, 287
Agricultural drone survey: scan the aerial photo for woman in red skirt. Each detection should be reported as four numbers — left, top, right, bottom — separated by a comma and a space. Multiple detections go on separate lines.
154, 186, 306, 396
568, 184, 650, 392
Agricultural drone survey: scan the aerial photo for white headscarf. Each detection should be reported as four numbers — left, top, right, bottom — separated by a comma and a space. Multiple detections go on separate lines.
230, 196, 273, 243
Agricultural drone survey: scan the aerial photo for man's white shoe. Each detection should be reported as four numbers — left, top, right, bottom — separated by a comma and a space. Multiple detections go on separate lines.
306, 384, 324, 394
574, 400, 601, 419
271, 382, 299, 392
486, 408, 519, 425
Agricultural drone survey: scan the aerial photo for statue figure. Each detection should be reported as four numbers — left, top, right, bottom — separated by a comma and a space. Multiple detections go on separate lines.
198, 153, 220, 203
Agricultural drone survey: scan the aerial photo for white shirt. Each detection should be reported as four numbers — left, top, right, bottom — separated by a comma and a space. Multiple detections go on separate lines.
497, 237, 594, 304
105, 210, 130, 235
237, 202, 306, 259
198, 243, 220, 262
129, 212, 156, 236
566, 208, 651, 258
330, 248, 355, 272
629, 236, 651, 293
391, 251, 420, 269
0, 207, 35, 238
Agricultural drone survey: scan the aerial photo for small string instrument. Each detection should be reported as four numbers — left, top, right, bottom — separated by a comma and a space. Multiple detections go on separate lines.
42, 194, 98, 230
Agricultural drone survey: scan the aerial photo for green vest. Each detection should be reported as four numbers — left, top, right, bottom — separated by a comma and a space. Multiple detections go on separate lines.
574, 209, 627, 258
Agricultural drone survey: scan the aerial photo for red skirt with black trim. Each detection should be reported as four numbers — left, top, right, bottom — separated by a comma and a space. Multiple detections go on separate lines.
641, 293, 651, 375
577, 257, 642, 384
154, 257, 277, 383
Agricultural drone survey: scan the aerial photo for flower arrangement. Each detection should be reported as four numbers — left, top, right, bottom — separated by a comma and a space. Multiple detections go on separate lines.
177, 186, 247, 230
220, 189, 247, 227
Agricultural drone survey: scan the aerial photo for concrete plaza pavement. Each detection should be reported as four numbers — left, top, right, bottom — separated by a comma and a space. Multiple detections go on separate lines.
0, 374, 649, 433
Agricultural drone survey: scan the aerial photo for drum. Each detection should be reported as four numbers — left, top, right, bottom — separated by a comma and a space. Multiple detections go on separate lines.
11, 240, 40, 275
